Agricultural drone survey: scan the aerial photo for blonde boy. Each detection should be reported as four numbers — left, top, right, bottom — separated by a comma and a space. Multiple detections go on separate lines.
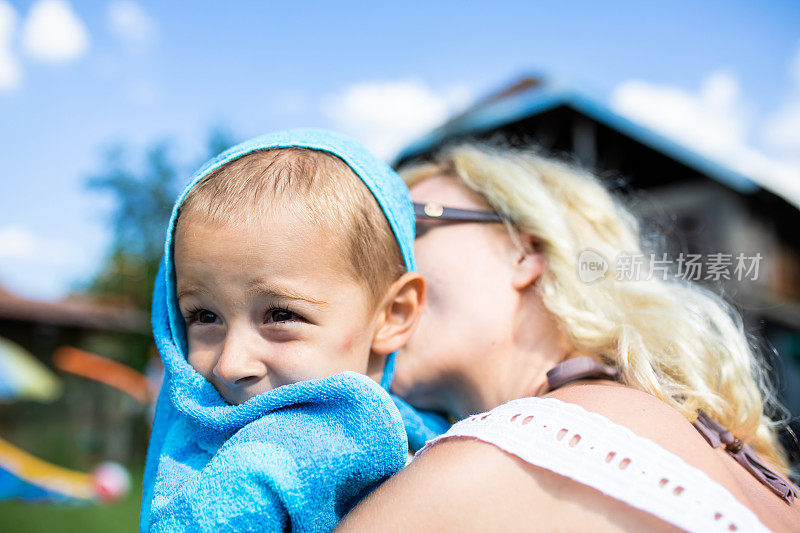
141, 130, 432, 533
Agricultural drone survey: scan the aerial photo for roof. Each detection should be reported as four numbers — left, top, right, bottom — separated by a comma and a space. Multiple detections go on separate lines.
396, 80, 765, 196
0, 285, 148, 334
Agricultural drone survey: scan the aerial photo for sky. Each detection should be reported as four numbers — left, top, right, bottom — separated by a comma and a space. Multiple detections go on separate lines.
0, 0, 799, 301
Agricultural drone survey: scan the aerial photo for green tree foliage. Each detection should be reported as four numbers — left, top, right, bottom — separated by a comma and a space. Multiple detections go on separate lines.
85, 129, 235, 311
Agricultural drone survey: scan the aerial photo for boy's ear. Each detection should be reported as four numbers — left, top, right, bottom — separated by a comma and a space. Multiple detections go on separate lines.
370, 272, 426, 357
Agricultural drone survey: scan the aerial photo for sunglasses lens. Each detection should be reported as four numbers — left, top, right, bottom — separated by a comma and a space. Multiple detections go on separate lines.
414, 222, 432, 239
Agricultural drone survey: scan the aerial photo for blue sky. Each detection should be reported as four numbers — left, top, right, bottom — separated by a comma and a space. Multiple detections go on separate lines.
1, 0, 799, 300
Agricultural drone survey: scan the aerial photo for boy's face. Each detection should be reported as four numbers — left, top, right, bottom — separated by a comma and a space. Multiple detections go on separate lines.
174, 205, 380, 405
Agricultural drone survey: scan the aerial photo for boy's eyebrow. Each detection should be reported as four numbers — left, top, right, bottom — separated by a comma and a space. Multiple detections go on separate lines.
246, 280, 328, 307
177, 284, 207, 301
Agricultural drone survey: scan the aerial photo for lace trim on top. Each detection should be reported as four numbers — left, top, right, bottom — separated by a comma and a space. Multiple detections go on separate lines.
416, 397, 770, 533
543, 355, 796, 503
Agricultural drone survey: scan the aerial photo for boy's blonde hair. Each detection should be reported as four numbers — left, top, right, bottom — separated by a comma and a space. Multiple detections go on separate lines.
401, 143, 790, 473
178, 147, 405, 304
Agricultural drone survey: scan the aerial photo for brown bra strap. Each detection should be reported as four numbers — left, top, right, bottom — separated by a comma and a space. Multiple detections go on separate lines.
546, 355, 618, 391
693, 410, 797, 503
546, 356, 797, 504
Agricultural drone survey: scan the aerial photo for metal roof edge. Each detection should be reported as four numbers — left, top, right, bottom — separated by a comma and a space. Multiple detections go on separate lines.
563, 91, 758, 194
395, 84, 761, 197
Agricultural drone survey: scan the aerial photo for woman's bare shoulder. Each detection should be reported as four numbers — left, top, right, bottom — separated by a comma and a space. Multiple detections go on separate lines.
543, 382, 754, 500
544, 383, 800, 531
544, 382, 718, 462
336, 435, 677, 532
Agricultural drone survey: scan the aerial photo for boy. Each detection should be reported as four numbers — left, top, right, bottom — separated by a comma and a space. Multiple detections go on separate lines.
140, 129, 444, 533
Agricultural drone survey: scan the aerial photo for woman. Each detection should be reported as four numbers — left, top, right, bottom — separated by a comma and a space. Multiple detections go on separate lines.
337, 144, 799, 531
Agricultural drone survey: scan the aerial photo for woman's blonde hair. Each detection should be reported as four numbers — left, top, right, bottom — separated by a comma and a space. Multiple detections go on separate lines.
401, 143, 790, 473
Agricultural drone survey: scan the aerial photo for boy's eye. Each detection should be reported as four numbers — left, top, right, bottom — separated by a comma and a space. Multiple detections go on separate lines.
266, 308, 299, 323
195, 310, 217, 324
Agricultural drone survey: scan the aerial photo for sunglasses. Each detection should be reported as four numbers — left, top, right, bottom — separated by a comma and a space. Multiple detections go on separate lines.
413, 202, 504, 239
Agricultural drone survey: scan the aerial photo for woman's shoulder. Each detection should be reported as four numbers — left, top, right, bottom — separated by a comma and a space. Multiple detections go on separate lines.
542, 381, 725, 469
541, 383, 800, 531
337, 431, 678, 532
338, 388, 770, 532
401, 388, 772, 532
437, 382, 722, 472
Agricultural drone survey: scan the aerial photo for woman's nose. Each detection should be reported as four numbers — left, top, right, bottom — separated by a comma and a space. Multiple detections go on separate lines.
213, 332, 267, 388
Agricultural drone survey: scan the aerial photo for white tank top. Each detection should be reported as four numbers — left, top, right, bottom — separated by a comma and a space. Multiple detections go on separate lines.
415, 397, 771, 532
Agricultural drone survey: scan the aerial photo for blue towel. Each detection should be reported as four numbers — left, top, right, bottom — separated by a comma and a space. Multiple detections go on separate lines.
140, 129, 450, 532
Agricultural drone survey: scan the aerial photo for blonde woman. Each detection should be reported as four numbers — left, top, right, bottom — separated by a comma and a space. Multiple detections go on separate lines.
337, 144, 799, 532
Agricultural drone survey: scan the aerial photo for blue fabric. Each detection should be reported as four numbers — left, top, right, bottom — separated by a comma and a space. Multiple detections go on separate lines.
140, 129, 450, 532
390, 395, 452, 453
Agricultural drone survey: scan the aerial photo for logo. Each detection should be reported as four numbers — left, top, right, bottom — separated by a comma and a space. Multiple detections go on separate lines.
577, 249, 609, 283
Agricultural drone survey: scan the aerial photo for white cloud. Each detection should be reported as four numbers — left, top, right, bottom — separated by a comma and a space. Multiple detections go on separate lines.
0, 0, 20, 90
0, 224, 95, 300
0, 49, 19, 91
0, 225, 37, 260
762, 43, 800, 153
107, 0, 155, 50
763, 101, 800, 153
0, 224, 83, 268
322, 79, 473, 160
611, 70, 800, 209
21, 0, 89, 64
612, 71, 748, 156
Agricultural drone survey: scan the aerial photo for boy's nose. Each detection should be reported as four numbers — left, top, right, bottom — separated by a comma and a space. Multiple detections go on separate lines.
213, 334, 268, 388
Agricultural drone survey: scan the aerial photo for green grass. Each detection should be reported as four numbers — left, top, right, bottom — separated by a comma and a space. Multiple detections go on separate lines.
0, 463, 143, 533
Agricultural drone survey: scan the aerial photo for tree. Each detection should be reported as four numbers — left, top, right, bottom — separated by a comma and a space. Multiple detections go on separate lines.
84, 129, 236, 311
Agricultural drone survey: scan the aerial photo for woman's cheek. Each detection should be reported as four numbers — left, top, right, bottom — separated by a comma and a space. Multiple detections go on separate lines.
395, 314, 439, 383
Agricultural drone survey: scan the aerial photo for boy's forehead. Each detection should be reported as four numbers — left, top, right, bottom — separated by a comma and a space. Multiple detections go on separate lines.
172, 140, 410, 301
177, 194, 340, 237
173, 212, 371, 311
174, 204, 357, 277
178, 149, 363, 224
